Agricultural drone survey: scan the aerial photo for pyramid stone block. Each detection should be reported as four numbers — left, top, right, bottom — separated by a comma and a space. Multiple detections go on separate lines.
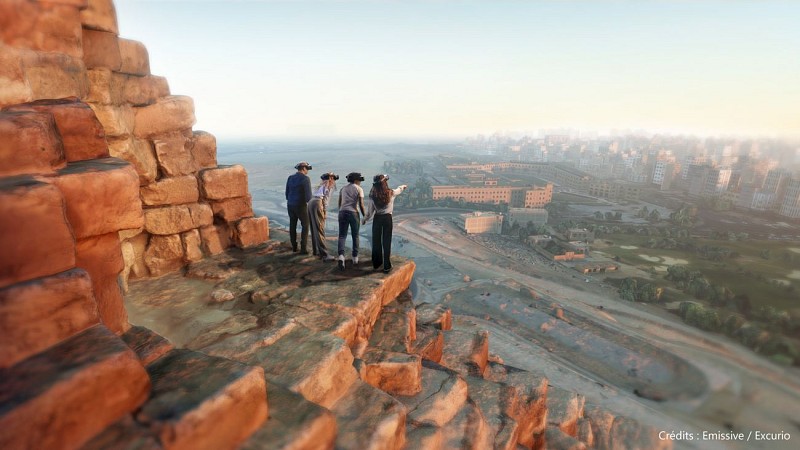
118, 38, 150, 76
133, 96, 195, 138
0, 110, 65, 177
81, 28, 121, 70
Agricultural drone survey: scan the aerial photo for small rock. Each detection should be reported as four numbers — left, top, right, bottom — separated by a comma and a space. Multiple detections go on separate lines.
463, 275, 471, 282
210, 289, 235, 303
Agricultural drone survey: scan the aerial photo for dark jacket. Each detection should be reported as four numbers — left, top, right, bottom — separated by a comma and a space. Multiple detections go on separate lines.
285, 172, 312, 206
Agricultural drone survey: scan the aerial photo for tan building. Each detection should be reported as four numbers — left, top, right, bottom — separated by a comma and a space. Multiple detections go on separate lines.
587, 180, 641, 201
432, 183, 552, 208
459, 212, 504, 234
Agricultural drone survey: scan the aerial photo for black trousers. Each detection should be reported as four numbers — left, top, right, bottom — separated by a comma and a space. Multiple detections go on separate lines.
288, 202, 309, 251
371, 213, 393, 270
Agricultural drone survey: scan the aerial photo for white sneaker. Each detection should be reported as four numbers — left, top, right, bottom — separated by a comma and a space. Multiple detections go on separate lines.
353, 256, 359, 265
337, 255, 345, 271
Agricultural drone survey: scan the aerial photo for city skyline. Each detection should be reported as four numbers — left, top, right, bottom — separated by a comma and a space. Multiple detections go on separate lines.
117, 1, 800, 140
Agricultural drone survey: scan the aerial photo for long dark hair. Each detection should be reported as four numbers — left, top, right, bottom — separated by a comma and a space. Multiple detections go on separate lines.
370, 178, 393, 208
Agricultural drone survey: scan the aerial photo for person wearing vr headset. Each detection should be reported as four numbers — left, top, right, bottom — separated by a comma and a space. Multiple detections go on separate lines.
337, 172, 366, 270
362, 174, 407, 273
309, 172, 339, 261
285, 161, 313, 254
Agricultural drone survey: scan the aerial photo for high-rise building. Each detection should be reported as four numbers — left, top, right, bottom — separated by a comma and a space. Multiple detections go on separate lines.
779, 179, 800, 219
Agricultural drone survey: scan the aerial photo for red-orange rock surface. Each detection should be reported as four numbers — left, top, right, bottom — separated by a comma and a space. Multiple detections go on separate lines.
75, 232, 128, 334
0, 110, 65, 177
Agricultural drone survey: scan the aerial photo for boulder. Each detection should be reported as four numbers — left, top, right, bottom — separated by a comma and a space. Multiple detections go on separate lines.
144, 203, 212, 235
19, 49, 89, 100
211, 195, 254, 222
80, 0, 119, 34
152, 131, 197, 176
75, 232, 128, 334
137, 349, 268, 450
81, 28, 121, 70
144, 234, 184, 277
0, 0, 83, 58
49, 157, 144, 239
4, 98, 108, 162
0, 325, 150, 450
241, 381, 337, 450
118, 38, 150, 76
409, 325, 444, 363
89, 103, 134, 137
182, 228, 203, 262
106, 136, 157, 185
332, 380, 407, 450
133, 96, 195, 138
0, 177, 75, 288
121, 325, 174, 366
397, 363, 468, 427
234, 216, 269, 248
200, 165, 249, 200
440, 329, 489, 377
189, 130, 216, 169
416, 303, 453, 330
0, 268, 98, 368
200, 224, 232, 256
356, 349, 422, 396
140, 175, 199, 206
0, 110, 65, 177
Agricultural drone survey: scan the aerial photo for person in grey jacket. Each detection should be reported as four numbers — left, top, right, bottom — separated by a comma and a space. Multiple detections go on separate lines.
285, 161, 312, 254
337, 172, 365, 270
309, 172, 338, 261
362, 174, 407, 273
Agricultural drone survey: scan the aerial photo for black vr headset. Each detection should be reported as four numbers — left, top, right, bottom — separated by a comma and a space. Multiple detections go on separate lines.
373, 174, 389, 184
346, 172, 365, 182
321, 173, 339, 181
295, 162, 312, 170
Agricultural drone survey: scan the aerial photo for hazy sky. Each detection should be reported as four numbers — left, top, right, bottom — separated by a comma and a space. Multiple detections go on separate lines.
116, 1, 800, 139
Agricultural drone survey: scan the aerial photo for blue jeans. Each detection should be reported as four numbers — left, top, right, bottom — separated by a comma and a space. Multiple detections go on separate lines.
337, 210, 360, 257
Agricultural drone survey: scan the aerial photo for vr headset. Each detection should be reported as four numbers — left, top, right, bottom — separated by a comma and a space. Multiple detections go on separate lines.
321, 173, 339, 181
346, 172, 365, 182
295, 162, 312, 170
373, 174, 389, 184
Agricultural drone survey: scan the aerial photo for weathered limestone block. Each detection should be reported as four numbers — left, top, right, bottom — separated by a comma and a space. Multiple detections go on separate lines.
356, 349, 422, 396
185, 312, 260, 350
200, 224, 231, 256
107, 136, 157, 185
182, 229, 203, 262
121, 325, 174, 366
196, 316, 297, 361
49, 158, 144, 239
583, 405, 614, 450
133, 96, 195, 138
441, 398, 492, 450
245, 325, 358, 408
0, 0, 83, 57
124, 75, 169, 106
189, 130, 216, 169
5, 98, 109, 162
144, 234, 184, 277
81, 415, 162, 450
144, 203, 213, 235
547, 387, 585, 437
289, 306, 359, 347
406, 426, 442, 450
369, 300, 416, 353
609, 416, 671, 450
0, 44, 31, 107
544, 426, 587, 450
82, 28, 121, 70
416, 303, 453, 330
140, 175, 199, 206
576, 418, 594, 448
200, 165, 249, 200
118, 38, 150, 76
440, 329, 489, 377
75, 232, 128, 334
397, 363, 468, 427
89, 102, 133, 137
0, 325, 150, 450
211, 195, 254, 222
332, 380, 407, 450
0, 111, 65, 177
19, 49, 89, 100
81, 0, 119, 34
152, 132, 196, 176
234, 216, 269, 248
409, 325, 444, 363
85, 68, 123, 105
0, 177, 75, 289
483, 362, 549, 446
241, 381, 337, 450
464, 375, 521, 450
0, 269, 98, 369
137, 349, 268, 450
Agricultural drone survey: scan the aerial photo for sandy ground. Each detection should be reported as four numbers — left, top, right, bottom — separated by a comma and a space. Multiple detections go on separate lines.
394, 215, 800, 450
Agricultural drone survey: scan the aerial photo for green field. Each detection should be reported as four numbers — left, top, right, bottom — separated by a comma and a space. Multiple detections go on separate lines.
596, 234, 800, 311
